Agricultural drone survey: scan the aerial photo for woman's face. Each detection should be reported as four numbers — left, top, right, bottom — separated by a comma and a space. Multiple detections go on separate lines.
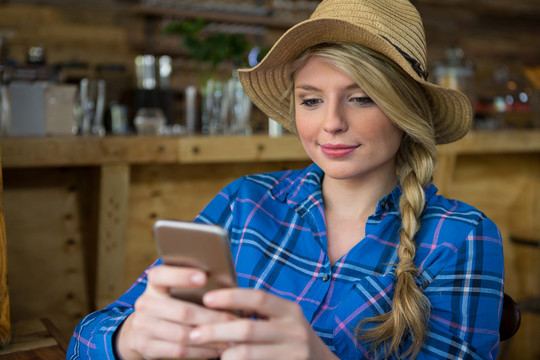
294, 56, 403, 185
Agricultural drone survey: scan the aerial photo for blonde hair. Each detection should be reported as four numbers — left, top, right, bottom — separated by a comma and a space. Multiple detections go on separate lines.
288, 43, 437, 359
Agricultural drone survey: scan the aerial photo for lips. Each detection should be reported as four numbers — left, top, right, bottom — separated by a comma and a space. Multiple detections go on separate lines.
320, 143, 359, 158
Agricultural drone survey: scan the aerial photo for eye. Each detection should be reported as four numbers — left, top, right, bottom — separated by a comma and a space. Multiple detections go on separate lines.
299, 98, 322, 107
350, 96, 374, 105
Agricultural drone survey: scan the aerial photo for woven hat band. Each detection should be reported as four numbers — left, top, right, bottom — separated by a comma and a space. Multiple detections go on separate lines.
381, 36, 429, 80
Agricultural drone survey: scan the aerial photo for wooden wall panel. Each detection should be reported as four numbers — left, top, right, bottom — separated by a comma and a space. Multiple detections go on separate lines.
435, 154, 540, 359
504, 159, 540, 360
3, 168, 91, 340
0, 3, 138, 81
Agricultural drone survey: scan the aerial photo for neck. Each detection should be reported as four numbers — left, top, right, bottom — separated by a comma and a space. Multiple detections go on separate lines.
322, 172, 398, 219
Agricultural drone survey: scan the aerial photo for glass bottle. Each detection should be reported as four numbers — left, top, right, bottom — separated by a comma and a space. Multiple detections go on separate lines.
432, 47, 476, 107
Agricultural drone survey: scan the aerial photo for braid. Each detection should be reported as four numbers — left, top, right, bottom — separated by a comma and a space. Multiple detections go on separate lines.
358, 138, 435, 359
394, 138, 435, 357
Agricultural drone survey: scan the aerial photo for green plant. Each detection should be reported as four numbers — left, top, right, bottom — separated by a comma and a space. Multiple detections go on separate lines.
164, 19, 253, 74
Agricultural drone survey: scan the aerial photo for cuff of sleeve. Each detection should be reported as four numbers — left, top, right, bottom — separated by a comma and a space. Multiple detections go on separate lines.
107, 308, 135, 359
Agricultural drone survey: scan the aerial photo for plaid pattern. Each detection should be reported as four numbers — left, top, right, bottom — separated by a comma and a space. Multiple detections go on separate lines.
68, 163, 504, 359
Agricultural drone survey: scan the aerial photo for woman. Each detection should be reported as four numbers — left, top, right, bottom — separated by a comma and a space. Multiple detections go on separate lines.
68, 0, 504, 359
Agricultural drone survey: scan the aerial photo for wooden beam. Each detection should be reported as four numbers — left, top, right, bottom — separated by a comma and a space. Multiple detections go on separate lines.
414, 0, 540, 17
0, 136, 179, 168
437, 130, 540, 155
95, 164, 130, 309
433, 152, 457, 196
3, 132, 540, 168
0, 319, 56, 355
0, 135, 310, 167
177, 135, 308, 163
132, 5, 297, 30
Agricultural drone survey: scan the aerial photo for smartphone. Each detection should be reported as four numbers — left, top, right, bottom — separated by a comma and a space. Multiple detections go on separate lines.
153, 219, 237, 305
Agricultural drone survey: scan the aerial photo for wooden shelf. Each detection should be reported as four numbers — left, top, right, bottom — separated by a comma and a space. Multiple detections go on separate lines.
414, 0, 540, 18
436, 129, 540, 155
132, 5, 298, 30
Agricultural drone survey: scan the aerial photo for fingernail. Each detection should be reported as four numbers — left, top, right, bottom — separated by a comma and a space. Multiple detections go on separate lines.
190, 272, 205, 285
203, 293, 215, 304
189, 329, 201, 342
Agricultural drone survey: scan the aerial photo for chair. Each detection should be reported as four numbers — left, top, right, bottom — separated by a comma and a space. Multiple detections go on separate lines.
509, 236, 540, 321
498, 235, 540, 359
499, 293, 521, 342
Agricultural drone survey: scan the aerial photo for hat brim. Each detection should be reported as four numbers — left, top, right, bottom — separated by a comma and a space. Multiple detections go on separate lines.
238, 18, 472, 144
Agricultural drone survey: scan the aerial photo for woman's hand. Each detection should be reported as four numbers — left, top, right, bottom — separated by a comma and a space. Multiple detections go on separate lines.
188, 289, 340, 360
115, 265, 237, 360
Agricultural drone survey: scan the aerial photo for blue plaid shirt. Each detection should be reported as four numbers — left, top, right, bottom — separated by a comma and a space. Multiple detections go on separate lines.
68, 163, 504, 359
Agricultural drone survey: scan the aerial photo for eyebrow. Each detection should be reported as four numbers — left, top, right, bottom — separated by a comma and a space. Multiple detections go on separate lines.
294, 83, 362, 92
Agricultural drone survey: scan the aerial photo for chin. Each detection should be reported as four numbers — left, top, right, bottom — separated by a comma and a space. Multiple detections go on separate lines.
319, 165, 363, 180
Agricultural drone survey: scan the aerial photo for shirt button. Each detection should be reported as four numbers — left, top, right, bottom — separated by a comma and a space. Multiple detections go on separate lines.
322, 274, 331, 282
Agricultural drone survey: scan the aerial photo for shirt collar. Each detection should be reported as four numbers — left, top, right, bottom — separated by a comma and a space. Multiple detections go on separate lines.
269, 163, 324, 205
377, 183, 439, 213
376, 187, 399, 213
269, 163, 439, 212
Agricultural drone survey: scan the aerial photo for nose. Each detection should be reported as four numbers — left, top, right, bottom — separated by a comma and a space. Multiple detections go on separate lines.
323, 101, 348, 134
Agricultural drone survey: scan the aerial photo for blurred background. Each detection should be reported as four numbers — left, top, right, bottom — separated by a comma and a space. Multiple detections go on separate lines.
1, 0, 539, 135
0, 0, 539, 359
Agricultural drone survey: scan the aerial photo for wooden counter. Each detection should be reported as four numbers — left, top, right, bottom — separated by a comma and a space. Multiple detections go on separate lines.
0, 135, 309, 167
1, 131, 539, 358
3, 130, 540, 168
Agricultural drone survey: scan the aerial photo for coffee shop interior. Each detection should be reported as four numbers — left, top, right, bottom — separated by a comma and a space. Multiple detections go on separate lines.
0, 0, 539, 358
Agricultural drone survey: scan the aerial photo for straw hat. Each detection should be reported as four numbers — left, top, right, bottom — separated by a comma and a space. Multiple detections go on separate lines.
237, 0, 472, 144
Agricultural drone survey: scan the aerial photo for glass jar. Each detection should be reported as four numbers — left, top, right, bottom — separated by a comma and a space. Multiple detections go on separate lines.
431, 47, 476, 107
